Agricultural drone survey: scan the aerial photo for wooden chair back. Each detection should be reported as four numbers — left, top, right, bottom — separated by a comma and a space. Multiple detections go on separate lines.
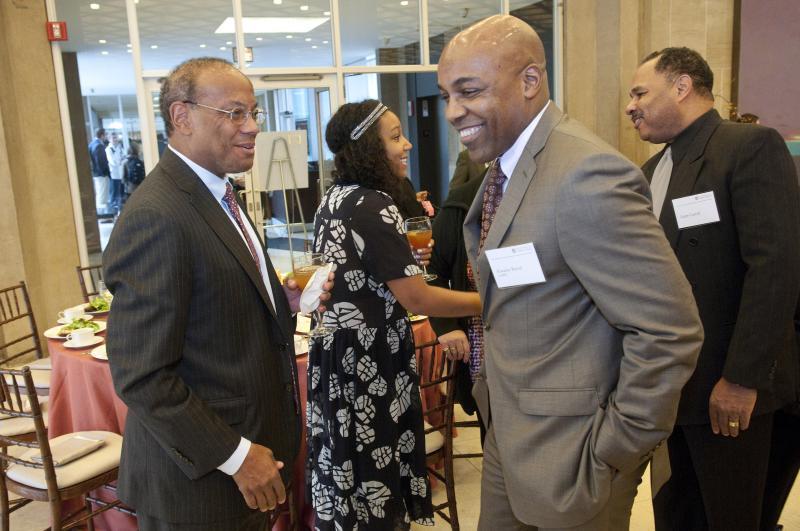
415, 340, 461, 529
0, 282, 43, 368
76, 265, 104, 303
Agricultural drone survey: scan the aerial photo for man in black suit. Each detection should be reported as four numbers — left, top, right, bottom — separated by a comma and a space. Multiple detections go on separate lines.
104, 57, 330, 530
627, 47, 800, 530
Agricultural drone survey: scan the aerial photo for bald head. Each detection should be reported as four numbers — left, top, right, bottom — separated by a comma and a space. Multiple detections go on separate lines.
442, 15, 546, 77
438, 15, 549, 163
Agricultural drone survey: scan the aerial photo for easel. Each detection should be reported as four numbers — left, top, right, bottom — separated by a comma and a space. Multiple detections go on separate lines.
263, 136, 309, 268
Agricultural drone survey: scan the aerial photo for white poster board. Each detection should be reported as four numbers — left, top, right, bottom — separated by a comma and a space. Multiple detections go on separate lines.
252, 130, 309, 192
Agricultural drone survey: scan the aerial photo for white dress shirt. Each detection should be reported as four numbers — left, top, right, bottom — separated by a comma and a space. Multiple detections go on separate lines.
499, 101, 550, 193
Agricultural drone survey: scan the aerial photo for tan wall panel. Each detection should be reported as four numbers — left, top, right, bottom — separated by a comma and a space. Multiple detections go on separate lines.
0, 0, 82, 347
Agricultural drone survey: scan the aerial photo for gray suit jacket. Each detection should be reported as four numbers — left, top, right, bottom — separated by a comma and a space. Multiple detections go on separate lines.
465, 104, 703, 528
104, 148, 300, 524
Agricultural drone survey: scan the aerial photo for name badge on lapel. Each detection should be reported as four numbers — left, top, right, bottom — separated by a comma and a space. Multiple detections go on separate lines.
485, 242, 546, 288
672, 191, 720, 229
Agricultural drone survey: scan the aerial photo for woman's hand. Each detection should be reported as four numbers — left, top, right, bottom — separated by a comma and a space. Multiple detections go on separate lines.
413, 239, 434, 267
438, 329, 470, 362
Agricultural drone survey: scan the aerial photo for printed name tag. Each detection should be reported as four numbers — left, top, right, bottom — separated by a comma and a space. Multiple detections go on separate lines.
672, 191, 720, 229
485, 242, 546, 288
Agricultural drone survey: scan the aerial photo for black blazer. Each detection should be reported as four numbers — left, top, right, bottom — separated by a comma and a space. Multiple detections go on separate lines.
642, 109, 800, 425
104, 148, 300, 523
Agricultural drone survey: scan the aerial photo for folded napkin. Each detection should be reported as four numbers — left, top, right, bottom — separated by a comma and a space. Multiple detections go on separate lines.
299, 263, 333, 315
32, 434, 105, 466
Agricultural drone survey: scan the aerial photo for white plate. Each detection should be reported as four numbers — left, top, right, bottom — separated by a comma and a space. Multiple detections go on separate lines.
63, 336, 105, 349
89, 344, 108, 361
44, 320, 106, 340
57, 314, 94, 325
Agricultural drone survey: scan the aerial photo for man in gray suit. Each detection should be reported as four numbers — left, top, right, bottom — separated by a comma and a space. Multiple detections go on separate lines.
437, 16, 704, 530
104, 57, 331, 530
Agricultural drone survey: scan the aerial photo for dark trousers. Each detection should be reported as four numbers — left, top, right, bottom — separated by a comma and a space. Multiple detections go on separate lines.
654, 413, 774, 531
137, 510, 270, 531
760, 409, 800, 530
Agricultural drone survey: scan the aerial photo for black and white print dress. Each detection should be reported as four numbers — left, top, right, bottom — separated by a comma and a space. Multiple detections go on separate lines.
307, 184, 435, 530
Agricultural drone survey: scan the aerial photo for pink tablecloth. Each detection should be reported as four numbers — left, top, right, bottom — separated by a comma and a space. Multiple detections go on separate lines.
47, 334, 135, 531
47, 319, 441, 531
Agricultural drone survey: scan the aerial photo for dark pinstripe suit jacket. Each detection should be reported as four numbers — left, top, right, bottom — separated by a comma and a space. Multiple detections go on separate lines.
104, 147, 300, 524
642, 109, 800, 425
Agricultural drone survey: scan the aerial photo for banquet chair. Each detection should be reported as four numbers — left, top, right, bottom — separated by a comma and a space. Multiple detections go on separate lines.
416, 340, 461, 530
75, 265, 104, 303
0, 366, 123, 531
0, 282, 50, 393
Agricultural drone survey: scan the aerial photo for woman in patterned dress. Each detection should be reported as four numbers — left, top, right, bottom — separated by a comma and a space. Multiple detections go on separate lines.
307, 100, 482, 530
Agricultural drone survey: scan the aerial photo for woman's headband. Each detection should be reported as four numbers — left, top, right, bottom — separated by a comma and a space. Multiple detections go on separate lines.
350, 102, 388, 141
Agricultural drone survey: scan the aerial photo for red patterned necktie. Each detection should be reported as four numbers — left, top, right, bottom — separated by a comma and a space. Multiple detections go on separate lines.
478, 159, 507, 253
223, 182, 260, 267
465, 159, 506, 381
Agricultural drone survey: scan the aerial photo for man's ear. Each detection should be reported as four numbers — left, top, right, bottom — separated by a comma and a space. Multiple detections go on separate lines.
675, 73, 692, 102
170, 101, 193, 135
522, 63, 544, 98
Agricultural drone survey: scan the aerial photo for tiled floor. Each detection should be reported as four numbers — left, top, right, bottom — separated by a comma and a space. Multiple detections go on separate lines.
10, 408, 799, 530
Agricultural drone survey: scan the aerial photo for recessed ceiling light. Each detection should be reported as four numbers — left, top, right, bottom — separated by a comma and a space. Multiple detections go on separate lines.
101, 50, 109, 55
256, 37, 263, 41
150, 44, 158, 49
400, 0, 409, 5
199, 44, 207, 48
300, 5, 309, 10
215, 17, 329, 34
220, 46, 226, 50
304, 37, 311, 42
312, 45, 318, 49
98, 39, 107, 44
127, 49, 132, 53
126, 43, 132, 47
322, 40, 329, 44
324, 11, 330, 16
273, 0, 282, 4
286, 35, 293, 39
89, 3, 100, 10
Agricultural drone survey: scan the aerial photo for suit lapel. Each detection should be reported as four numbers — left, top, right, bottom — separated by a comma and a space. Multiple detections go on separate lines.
661, 112, 722, 247
465, 104, 562, 303
160, 149, 280, 324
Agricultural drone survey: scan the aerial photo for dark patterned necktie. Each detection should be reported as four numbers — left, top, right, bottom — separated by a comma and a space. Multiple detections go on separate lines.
478, 159, 507, 253
223, 182, 260, 267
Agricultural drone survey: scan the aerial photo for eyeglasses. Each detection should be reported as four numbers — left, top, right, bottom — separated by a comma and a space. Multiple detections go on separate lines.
182, 100, 266, 125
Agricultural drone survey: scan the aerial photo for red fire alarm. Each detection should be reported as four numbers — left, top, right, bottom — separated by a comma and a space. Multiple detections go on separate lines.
46, 21, 68, 42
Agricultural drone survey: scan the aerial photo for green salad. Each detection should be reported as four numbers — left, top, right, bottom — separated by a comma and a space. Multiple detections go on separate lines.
58, 319, 100, 336
88, 296, 110, 312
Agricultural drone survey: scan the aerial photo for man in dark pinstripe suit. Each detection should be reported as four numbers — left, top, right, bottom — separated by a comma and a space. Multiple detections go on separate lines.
104, 57, 330, 531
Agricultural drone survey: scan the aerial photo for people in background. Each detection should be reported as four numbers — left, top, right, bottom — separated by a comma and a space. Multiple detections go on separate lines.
626, 46, 800, 531
88, 127, 110, 214
449, 148, 488, 188
106, 132, 125, 213
105, 57, 331, 531
428, 166, 487, 443
122, 143, 145, 201
438, 15, 703, 530
308, 99, 481, 530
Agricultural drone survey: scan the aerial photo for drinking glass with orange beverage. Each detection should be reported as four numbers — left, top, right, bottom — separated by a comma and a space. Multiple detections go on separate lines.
404, 216, 437, 282
292, 252, 334, 338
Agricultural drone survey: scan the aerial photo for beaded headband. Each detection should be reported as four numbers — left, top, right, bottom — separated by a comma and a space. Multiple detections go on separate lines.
350, 102, 388, 141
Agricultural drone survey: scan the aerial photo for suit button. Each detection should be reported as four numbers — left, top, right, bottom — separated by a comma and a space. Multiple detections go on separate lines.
278, 343, 287, 352
688, 238, 699, 246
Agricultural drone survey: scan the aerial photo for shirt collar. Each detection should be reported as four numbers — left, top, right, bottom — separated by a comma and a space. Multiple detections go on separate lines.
168, 144, 228, 203
499, 101, 550, 178
668, 108, 719, 166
